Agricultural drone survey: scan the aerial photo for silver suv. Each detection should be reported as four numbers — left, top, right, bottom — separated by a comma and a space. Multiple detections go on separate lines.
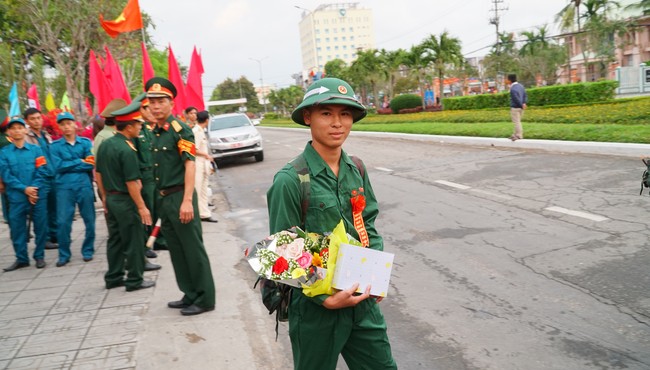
207, 113, 264, 162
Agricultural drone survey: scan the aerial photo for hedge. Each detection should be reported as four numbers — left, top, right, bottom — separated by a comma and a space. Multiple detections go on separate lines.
442, 80, 619, 111
390, 94, 422, 114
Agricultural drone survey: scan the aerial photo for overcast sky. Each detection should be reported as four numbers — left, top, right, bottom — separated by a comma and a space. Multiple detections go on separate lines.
140, 0, 593, 99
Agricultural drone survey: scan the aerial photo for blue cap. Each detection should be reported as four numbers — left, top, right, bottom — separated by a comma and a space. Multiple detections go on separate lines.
7, 117, 26, 127
56, 111, 75, 123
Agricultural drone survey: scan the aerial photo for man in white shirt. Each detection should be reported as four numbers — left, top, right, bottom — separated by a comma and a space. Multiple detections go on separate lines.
193, 111, 217, 222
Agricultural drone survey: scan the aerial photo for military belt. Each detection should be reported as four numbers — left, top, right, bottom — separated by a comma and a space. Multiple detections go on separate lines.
159, 185, 184, 197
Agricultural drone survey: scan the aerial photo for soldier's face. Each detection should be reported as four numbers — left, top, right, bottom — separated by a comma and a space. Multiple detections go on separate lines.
140, 106, 156, 123
7, 123, 26, 141
25, 113, 43, 130
303, 104, 353, 151
148, 97, 173, 122
59, 120, 77, 137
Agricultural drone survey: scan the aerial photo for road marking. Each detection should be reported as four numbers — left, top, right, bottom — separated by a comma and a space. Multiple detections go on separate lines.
470, 188, 514, 200
375, 167, 393, 172
545, 206, 609, 222
435, 180, 471, 190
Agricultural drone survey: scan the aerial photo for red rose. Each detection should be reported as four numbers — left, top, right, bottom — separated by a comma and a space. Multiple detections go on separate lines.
272, 257, 289, 275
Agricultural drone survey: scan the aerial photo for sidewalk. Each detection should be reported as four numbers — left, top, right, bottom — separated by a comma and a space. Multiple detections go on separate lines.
0, 188, 288, 370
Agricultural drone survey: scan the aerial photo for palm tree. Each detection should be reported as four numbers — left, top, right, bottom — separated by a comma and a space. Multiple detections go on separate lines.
349, 49, 384, 108
556, 0, 583, 32
401, 44, 428, 107
625, 0, 650, 14
421, 31, 464, 99
519, 26, 549, 57
378, 48, 407, 102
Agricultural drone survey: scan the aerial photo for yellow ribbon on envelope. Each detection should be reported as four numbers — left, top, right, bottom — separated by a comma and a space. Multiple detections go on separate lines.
301, 220, 347, 297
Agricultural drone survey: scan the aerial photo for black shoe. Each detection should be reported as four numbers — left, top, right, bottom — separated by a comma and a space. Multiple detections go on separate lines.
56, 260, 69, 267
106, 280, 125, 289
201, 216, 219, 223
168, 300, 191, 309
145, 249, 157, 258
180, 304, 214, 316
35, 259, 46, 268
3, 261, 29, 272
144, 261, 161, 271
125, 280, 156, 292
45, 241, 58, 250
83, 257, 93, 262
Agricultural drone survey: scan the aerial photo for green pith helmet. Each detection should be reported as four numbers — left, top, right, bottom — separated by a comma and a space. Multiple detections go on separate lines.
291, 78, 366, 126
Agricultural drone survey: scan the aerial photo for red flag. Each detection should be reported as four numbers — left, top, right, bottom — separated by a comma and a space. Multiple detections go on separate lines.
84, 97, 93, 116
99, 0, 143, 38
27, 84, 41, 110
167, 44, 187, 116
89, 50, 112, 113
141, 42, 155, 89
185, 46, 205, 111
104, 46, 131, 103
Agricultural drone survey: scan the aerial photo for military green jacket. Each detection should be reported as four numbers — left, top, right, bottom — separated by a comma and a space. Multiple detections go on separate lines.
134, 123, 154, 170
267, 142, 383, 251
95, 132, 141, 193
151, 115, 195, 189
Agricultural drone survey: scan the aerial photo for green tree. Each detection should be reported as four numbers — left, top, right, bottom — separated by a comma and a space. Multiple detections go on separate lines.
379, 48, 408, 101
323, 58, 349, 80
267, 85, 303, 117
209, 77, 260, 115
421, 31, 464, 100
401, 44, 428, 106
349, 49, 385, 108
625, 0, 650, 14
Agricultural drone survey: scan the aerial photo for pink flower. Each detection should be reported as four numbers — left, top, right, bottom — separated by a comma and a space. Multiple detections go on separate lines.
277, 238, 305, 260
296, 252, 313, 269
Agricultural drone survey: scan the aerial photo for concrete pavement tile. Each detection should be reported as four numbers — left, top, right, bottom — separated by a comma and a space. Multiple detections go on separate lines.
12, 286, 66, 304
37, 263, 84, 277
0, 300, 56, 320
51, 294, 104, 314
71, 270, 108, 284
0, 336, 27, 360
72, 343, 136, 369
0, 290, 19, 304
17, 328, 86, 357
65, 282, 106, 295
0, 316, 42, 339
26, 273, 77, 289
0, 278, 30, 293
0, 359, 8, 368
93, 304, 147, 327
102, 288, 153, 308
7, 350, 76, 369
0, 268, 34, 279
33, 311, 94, 334
83, 321, 140, 348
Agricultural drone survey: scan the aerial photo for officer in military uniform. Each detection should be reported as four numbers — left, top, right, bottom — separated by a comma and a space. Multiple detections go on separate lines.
0, 117, 50, 271
95, 101, 155, 291
146, 77, 215, 315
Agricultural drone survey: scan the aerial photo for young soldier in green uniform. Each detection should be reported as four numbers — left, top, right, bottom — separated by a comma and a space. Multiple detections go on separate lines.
266, 78, 397, 370
146, 77, 215, 316
95, 101, 154, 291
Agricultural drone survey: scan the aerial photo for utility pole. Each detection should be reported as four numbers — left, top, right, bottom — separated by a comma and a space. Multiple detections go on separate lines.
488, 0, 508, 91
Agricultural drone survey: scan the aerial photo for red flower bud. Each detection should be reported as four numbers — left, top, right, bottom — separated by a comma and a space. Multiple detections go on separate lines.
272, 256, 289, 275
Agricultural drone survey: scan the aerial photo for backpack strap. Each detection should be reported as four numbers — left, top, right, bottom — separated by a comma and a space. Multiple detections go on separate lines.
350, 155, 365, 180
290, 154, 310, 228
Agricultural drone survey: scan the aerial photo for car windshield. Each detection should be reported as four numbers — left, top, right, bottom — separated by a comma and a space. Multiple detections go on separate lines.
209, 115, 250, 131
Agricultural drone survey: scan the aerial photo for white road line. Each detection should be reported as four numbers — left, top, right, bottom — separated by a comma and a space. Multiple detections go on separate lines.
545, 206, 609, 222
375, 167, 393, 172
469, 188, 514, 200
435, 180, 471, 190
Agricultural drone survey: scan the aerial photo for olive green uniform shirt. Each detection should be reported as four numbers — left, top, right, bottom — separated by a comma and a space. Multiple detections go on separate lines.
151, 115, 195, 188
93, 125, 115, 155
95, 133, 141, 193
134, 123, 154, 170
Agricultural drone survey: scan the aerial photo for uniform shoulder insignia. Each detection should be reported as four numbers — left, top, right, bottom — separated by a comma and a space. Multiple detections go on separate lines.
171, 120, 183, 133
125, 140, 137, 152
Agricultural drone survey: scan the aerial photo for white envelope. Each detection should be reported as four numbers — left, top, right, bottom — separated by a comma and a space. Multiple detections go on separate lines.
332, 243, 394, 297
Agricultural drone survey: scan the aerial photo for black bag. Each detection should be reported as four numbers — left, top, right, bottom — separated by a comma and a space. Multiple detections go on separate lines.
254, 276, 292, 340
641, 158, 650, 195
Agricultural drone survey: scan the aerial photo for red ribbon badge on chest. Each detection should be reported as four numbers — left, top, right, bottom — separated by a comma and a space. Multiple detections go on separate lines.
350, 187, 369, 247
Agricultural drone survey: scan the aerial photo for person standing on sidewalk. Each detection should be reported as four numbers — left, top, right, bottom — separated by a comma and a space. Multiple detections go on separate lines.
266, 78, 397, 370
146, 77, 215, 316
24, 108, 58, 249
49, 112, 96, 267
0, 117, 50, 272
0, 109, 13, 224
507, 74, 527, 141
95, 101, 155, 291
184, 106, 198, 128
193, 110, 217, 223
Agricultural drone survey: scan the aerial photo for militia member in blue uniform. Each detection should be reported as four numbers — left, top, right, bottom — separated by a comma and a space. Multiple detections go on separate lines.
146, 77, 215, 315
50, 112, 96, 267
0, 117, 50, 271
95, 101, 155, 291
24, 108, 58, 249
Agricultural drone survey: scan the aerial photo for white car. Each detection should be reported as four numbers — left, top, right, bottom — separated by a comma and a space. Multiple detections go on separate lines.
207, 113, 264, 162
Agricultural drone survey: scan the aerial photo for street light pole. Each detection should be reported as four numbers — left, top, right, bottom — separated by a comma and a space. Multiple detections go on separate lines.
295, 5, 319, 78
249, 57, 268, 114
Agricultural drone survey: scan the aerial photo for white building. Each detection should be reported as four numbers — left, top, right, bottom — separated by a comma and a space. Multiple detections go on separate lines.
297, 3, 375, 78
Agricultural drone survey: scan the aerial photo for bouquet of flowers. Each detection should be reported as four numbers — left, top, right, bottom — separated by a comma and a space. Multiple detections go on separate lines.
246, 220, 359, 296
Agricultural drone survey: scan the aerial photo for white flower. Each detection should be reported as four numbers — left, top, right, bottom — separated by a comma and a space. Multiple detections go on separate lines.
276, 238, 305, 261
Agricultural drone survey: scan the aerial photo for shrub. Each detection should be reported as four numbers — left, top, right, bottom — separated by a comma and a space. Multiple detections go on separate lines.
390, 94, 422, 114
263, 112, 281, 120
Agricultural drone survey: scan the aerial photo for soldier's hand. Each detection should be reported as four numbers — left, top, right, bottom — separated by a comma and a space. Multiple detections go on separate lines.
322, 283, 371, 309
179, 199, 194, 224
28, 195, 38, 205
138, 206, 152, 226
24, 186, 38, 198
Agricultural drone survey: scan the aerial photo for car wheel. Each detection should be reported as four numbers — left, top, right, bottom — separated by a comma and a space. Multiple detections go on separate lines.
255, 152, 264, 162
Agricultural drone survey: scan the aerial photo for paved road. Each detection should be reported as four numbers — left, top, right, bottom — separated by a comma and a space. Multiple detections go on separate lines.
1, 129, 649, 369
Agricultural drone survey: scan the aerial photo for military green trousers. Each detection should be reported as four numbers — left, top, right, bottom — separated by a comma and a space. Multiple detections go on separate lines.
141, 170, 167, 248
289, 293, 397, 370
104, 194, 146, 289
157, 190, 215, 308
